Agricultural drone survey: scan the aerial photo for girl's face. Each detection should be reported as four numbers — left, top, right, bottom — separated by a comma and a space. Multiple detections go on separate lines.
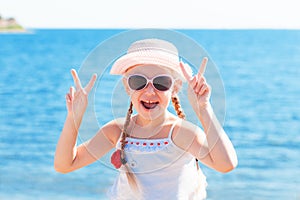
123, 65, 181, 123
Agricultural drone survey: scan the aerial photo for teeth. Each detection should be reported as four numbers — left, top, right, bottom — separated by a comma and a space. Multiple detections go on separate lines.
144, 100, 158, 104
141, 100, 159, 109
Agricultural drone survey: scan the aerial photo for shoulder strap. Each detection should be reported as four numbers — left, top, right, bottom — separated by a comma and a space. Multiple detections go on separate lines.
167, 118, 180, 139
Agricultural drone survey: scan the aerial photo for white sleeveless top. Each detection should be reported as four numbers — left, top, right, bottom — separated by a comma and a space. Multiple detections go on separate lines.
107, 120, 207, 200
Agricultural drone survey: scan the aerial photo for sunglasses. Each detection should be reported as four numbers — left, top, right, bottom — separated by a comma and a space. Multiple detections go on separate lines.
127, 74, 174, 91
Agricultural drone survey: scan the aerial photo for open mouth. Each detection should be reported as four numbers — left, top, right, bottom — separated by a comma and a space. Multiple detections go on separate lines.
141, 100, 159, 110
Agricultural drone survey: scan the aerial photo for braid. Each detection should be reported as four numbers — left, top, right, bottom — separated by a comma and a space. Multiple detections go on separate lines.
120, 102, 139, 191
120, 102, 133, 151
171, 96, 186, 119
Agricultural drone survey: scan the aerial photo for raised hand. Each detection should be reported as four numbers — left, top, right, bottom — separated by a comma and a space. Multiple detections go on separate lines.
65, 69, 97, 119
180, 57, 211, 110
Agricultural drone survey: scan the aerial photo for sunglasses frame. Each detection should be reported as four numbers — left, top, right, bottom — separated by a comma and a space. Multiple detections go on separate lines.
126, 74, 175, 92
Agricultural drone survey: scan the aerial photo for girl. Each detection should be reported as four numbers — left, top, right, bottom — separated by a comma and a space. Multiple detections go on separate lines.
54, 38, 238, 199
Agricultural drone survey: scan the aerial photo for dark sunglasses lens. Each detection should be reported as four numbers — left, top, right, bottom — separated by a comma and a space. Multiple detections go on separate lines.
128, 75, 147, 90
153, 76, 172, 91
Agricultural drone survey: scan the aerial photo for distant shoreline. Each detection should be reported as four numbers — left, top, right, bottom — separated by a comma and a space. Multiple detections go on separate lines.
0, 15, 26, 33
0, 28, 27, 33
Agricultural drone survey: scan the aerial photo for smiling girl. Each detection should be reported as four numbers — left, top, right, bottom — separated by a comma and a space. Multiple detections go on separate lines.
54, 38, 238, 199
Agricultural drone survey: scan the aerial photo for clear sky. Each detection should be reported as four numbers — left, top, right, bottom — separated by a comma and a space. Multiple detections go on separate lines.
1, 0, 300, 29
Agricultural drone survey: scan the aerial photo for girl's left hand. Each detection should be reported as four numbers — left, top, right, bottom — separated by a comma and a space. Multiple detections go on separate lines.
180, 57, 211, 110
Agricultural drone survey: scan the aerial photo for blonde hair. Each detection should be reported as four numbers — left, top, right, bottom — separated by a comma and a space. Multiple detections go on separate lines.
119, 102, 139, 191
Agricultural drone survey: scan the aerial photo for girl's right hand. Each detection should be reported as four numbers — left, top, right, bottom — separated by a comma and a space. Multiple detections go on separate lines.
180, 57, 211, 110
65, 69, 97, 119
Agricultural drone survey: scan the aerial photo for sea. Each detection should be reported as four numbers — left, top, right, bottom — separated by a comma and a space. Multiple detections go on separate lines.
0, 29, 299, 200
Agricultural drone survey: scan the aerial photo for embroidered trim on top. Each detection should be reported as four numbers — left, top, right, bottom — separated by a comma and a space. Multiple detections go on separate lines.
124, 137, 170, 152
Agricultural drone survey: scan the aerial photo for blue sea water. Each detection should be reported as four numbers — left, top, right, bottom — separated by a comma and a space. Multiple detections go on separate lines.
0, 29, 300, 200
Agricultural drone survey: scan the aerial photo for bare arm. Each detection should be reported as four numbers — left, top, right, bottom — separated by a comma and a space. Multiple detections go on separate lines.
196, 103, 237, 173
54, 69, 118, 173
179, 58, 238, 173
54, 113, 79, 173
55, 118, 119, 173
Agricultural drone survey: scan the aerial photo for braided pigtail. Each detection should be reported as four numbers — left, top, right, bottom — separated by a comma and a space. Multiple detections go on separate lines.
120, 102, 139, 192
120, 102, 133, 162
171, 96, 186, 119
172, 96, 200, 170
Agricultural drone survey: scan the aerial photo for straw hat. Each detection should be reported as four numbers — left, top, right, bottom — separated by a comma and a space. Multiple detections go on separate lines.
110, 39, 192, 80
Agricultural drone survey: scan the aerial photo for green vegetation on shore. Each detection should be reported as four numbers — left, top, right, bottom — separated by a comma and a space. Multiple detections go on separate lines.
0, 14, 25, 32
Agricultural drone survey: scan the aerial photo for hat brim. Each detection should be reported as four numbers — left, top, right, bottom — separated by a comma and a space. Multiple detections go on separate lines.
110, 50, 185, 80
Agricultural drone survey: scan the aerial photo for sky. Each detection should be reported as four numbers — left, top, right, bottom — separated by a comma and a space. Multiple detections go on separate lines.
1, 0, 300, 29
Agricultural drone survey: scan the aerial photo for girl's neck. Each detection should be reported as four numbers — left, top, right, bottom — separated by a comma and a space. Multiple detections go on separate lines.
128, 111, 176, 138
135, 110, 171, 127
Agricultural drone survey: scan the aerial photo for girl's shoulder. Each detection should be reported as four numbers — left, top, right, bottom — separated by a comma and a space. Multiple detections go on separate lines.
172, 119, 205, 150
175, 119, 203, 135
100, 117, 125, 145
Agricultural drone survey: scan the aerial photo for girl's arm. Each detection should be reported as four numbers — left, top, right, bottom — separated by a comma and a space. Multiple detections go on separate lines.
54, 113, 79, 173
179, 59, 238, 173
54, 69, 118, 173
54, 117, 120, 173
196, 103, 237, 173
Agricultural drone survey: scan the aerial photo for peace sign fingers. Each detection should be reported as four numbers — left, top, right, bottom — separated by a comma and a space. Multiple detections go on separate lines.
71, 69, 97, 93
180, 57, 211, 109
179, 57, 208, 84
66, 69, 97, 115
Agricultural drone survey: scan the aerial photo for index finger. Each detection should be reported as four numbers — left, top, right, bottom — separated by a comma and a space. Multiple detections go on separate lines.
179, 61, 193, 81
198, 57, 208, 76
71, 69, 83, 89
